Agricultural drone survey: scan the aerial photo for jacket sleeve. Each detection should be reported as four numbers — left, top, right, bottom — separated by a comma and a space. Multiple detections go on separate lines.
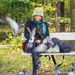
42, 22, 49, 40
24, 21, 31, 40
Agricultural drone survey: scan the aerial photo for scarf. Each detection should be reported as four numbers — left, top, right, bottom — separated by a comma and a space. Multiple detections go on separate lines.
33, 20, 46, 37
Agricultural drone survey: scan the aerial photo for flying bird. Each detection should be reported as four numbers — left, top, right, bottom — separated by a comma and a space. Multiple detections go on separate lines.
26, 27, 36, 49
6, 17, 24, 36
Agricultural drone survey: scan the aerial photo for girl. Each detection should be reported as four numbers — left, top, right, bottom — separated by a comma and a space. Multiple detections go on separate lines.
24, 7, 50, 75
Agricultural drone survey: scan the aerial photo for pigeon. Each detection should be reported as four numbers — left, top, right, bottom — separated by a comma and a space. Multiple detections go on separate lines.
6, 17, 24, 36
34, 36, 53, 52
37, 63, 42, 69
54, 65, 62, 75
71, 63, 75, 70
26, 27, 36, 49
68, 68, 74, 75
26, 27, 53, 52
17, 68, 26, 75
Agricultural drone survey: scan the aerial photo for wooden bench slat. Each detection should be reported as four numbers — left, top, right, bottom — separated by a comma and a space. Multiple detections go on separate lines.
50, 32, 75, 40
21, 52, 75, 56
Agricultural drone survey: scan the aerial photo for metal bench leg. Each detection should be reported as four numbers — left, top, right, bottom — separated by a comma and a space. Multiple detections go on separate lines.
51, 55, 62, 75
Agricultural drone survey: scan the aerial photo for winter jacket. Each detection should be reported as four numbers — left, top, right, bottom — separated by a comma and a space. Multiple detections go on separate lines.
24, 20, 49, 41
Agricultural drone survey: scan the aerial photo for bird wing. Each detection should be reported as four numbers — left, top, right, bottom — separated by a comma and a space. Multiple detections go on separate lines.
34, 43, 48, 52
27, 27, 32, 34
31, 27, 36, 37
30, 27, 36, 42
6, 17, 18, 32
15, 28, 20, 36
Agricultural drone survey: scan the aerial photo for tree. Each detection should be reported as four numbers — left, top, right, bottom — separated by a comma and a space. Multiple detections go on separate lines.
71, 0, 75, 32
52, 0, 60, 32
70, 0, 75, 51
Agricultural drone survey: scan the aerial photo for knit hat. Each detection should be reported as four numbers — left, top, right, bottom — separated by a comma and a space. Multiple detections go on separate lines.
32, 7, 43, 17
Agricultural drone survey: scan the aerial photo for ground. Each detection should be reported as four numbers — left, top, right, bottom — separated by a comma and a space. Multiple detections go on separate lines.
0, 72, 69, 75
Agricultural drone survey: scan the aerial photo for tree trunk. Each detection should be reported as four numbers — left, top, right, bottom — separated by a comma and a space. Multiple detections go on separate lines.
52, 0, 60, 32
60, 2, 65, 32
70, 0, 75, 51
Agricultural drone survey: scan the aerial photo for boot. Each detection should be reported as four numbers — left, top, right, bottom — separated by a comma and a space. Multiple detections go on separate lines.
34, 57, 41, 65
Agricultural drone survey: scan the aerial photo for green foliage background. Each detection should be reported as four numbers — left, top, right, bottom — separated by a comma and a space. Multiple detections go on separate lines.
0, 0, 71, 25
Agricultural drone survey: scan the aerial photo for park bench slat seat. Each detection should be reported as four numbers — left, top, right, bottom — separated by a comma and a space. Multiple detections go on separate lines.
21, 52, 75, 56
21, 32, 75, 56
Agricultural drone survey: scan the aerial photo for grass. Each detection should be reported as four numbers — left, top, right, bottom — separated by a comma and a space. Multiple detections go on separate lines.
0, 47, 75, 73
0, 50, 32, 73
0, 26, 74, 73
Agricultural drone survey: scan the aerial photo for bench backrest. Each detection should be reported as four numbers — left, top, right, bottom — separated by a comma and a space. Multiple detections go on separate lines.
22, 32, 75, 41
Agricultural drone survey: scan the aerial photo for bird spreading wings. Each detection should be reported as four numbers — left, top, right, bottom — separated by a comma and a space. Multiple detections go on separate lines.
6, 17, 24, 36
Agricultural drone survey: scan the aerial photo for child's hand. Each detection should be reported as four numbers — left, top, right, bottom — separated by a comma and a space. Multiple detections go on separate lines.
35, 40, 42, 43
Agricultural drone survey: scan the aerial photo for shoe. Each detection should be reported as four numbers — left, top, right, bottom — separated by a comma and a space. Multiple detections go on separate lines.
37, 63, 41, 69
35, 57, 41, 65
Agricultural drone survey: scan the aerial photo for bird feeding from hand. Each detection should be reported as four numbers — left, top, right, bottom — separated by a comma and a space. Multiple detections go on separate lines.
6, 17, 24, 36
34, 36, 54, 52
26, 27, 54, 52
26, 27, 36, 49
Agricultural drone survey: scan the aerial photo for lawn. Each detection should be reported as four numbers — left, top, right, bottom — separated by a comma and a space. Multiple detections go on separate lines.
0, 47, 75, 74
0, 26, 74, 74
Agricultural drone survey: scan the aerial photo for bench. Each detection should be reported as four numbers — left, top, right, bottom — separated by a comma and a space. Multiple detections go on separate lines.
21, 32, 75, 74
21, 32, 75, 55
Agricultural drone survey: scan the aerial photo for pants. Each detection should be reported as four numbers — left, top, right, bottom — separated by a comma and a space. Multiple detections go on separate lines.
30, 42, 41, 74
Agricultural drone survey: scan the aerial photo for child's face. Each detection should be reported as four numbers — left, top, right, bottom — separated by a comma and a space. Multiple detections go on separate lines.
34, 15, 42, 21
